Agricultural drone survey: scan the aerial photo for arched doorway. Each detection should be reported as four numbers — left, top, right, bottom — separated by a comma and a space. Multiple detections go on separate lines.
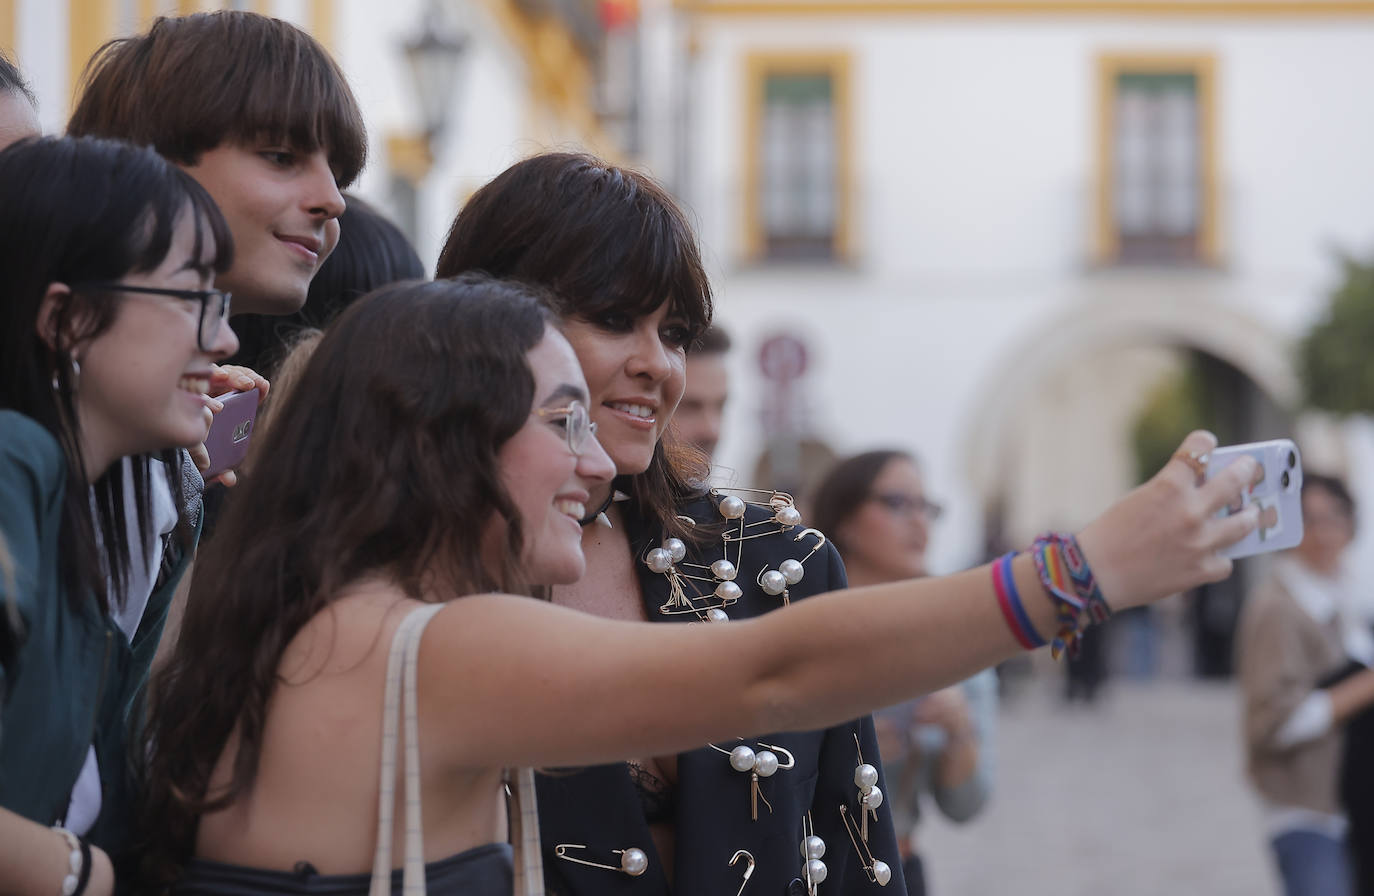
960, 295, 1298, 679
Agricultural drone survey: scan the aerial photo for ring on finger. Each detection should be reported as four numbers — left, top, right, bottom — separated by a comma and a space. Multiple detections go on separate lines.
1172, 449, 1210, 485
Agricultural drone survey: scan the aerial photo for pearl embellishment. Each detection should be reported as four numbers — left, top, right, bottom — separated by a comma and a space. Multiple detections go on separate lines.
753, 750, 779, 777
730, 745, 757, 772
715, 580, 743, 602
620, 848, 649, 876
706, 607, 729, 623
854, 763, 879, 789
711, 559, 738, 581
664, 537, 687, 563
760, 570, 787, 596
806, 859, 828, 884
800, 835, 826, 860
645, 548, 672, 574
775, 505, 802, 527
780, 558, 805, 585
872, 860, 893, 886
719, 495, 746, 519
861, 784, 884, 810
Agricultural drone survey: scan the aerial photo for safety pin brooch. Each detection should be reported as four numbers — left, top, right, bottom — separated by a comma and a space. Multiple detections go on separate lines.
707, 739, 797, 820
553, 843, 649, 877
839, 805, 893, 887
729, 850, 755, 896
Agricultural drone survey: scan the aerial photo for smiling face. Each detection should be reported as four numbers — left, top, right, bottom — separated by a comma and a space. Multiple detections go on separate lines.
835, 457, 935, 583
180, 142, 344, 316
67, 205, 239, 476
497, 329, 617, 585
558, 302, 690, 478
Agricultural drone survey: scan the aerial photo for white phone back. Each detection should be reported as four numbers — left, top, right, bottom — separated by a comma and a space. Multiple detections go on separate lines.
1206, 438, 1303, 559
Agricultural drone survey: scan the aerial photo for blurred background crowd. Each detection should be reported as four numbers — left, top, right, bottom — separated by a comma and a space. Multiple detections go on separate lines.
8, 0, 1374, 893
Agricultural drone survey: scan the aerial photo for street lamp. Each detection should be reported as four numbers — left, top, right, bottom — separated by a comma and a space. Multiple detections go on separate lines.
403, 2, 469, 145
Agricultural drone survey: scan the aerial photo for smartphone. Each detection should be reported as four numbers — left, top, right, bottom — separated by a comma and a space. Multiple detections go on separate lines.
1206, 438, 1303, 559
203, 388, 260, 480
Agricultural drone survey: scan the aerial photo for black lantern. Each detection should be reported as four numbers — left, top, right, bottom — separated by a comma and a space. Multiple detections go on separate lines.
403, 3, 469, 142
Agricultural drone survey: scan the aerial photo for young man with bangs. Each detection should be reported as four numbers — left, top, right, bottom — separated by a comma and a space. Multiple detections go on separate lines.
68, 10, 368, 317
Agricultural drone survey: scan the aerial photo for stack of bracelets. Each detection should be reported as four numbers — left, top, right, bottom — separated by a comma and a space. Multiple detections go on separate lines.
992, 532, 1112, 659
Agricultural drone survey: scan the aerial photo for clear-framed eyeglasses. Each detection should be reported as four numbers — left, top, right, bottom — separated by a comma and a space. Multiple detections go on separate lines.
871, 492, 945, 521
75, 282, 232, 353
534, 399, 598, 456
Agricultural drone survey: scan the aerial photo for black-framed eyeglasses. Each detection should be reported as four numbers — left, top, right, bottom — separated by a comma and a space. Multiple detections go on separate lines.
75, 282, 232, 352
534, 400, 598, 456
871, 492, 944, 521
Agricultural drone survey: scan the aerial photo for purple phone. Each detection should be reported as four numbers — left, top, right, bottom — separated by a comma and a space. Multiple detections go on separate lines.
203, 388, 260, 479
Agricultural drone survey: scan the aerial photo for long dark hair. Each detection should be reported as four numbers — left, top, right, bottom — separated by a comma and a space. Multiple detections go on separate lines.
0, 135, 233, 613
436, 152, 713, 538
137, 274, 553, 890
68, 10, 367, 187
811, 450, 914, 555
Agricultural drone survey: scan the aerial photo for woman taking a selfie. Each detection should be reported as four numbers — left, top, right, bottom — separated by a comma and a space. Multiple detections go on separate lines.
134, 262, 1262, 896
0, 135, 237, 895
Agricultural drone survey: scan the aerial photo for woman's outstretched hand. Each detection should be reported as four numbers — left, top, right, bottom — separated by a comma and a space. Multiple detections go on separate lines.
1077, 430, 1260, 612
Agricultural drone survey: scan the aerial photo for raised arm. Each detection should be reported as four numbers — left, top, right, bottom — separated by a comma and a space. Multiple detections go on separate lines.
424, 431, 1259, 770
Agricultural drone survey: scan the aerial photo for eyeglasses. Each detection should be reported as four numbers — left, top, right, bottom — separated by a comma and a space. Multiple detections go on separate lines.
871, 492, 944, 520
534, 400, 598, 456
75, 283, 232, 353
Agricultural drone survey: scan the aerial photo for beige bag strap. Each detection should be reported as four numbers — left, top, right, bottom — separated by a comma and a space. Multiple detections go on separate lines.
506, 766, 545, 896
370, 603, 446, 896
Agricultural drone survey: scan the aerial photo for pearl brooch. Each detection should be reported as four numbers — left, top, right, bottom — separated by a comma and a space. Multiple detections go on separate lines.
554, 843, 650, 877
711, 739, 796, 820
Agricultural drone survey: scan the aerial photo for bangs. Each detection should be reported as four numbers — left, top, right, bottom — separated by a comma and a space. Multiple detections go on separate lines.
215, 31, 368, 185
223, 50, 367, 187
128, 167, 235, 277
548, 176, 713, 338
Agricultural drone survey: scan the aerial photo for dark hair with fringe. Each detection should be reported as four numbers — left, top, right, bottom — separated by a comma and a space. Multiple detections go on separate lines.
436, 152, 713, 538
810, 450, 915, 555
0, 135, 234, 614
67, 11, 366, 187
136, 274, 552, 890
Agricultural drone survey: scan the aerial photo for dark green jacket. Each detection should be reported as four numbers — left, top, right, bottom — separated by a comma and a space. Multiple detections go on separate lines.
0, 410, 192, 851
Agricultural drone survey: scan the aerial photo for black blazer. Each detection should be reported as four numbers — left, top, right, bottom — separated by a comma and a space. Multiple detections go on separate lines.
537, 493, 906, 896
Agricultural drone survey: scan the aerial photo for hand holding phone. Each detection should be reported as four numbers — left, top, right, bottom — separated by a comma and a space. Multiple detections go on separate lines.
202, 388, 260, 480
1206, 438, 1303, 559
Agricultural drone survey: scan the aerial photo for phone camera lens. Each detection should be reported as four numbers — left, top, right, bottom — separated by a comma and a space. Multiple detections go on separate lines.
1281, 470, 1291, 489
1287, 450, 1297, 469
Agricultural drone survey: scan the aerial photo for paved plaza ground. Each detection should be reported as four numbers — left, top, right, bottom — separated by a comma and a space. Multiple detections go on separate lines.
913, 674, 1278, 896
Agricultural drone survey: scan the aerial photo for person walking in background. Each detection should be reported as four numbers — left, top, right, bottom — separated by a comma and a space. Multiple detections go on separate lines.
674, 324, 731, 462
812, 450, 996, 896
1237, 473, 1374, 896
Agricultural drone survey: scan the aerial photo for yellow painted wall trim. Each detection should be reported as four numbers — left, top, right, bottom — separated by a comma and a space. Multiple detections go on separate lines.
1, 0, 16, 54
475, 0, 619, 154
681, 1, 1374, 16
309, 0, 333, 50
70, 0, 117, 110
741, 50, 854, 263
1093, 52, 1219, 265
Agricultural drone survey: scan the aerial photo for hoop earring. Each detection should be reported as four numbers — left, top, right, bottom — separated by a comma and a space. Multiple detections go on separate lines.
51, 356, 80, 393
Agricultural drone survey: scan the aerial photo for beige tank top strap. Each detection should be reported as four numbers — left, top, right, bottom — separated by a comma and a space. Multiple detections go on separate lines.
370, 602, 445, 896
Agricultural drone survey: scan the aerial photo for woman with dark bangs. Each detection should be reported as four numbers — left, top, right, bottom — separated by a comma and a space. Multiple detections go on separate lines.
0, 135, 238, 895
68, 9, 367, 318
436, 152, 909, 896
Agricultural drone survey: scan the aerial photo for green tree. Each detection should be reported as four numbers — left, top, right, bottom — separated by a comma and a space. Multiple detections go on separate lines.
1301, 254, 1374, 414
